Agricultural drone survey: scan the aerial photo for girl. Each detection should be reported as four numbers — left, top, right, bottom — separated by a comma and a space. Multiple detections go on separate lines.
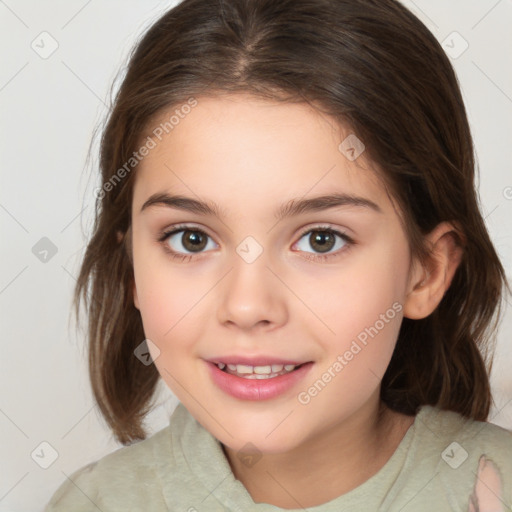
45, 0, 512, 510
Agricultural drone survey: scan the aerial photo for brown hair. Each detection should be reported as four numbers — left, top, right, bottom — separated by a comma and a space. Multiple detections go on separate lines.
75, 0, 509, 444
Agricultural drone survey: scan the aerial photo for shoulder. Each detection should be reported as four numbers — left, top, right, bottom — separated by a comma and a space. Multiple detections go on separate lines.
44, 423, 173, 511
406, 405, 512, 509
416, 405, 512, 461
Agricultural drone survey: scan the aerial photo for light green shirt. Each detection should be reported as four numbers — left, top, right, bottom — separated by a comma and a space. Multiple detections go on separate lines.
45, 403, 512, 511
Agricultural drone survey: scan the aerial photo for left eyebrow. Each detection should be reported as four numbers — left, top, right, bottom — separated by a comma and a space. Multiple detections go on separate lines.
140, 192, 383, 219
275, 193, 382, 220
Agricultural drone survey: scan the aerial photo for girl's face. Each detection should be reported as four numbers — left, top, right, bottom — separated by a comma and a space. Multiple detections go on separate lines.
131, 93, 415, 453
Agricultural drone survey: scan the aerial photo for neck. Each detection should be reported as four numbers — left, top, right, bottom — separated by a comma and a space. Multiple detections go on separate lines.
223, 396, 414, 509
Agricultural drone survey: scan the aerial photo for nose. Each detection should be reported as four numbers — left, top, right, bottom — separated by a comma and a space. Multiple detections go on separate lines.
216, 249, 288, 332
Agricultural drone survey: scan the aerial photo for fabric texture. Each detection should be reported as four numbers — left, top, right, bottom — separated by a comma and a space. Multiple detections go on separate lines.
45, 402, 512, 511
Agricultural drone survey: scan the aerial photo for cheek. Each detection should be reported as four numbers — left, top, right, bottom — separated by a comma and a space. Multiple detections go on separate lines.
312, 249, 408, 343
297, 236, 409, 395
296, 267, 405, 421
133, 249, 202, 349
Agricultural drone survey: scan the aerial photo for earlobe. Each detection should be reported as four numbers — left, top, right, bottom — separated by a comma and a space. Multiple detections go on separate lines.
403, 222, 463, 320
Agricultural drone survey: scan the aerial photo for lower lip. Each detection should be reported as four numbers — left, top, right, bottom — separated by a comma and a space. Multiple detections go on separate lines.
206, 362, 313, 401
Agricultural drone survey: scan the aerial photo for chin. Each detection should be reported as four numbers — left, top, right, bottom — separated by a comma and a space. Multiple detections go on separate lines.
203, 411, 308, 455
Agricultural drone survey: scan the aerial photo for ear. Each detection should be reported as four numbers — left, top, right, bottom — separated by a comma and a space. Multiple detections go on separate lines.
403, 221, 464, 320
117, 227, 140, 310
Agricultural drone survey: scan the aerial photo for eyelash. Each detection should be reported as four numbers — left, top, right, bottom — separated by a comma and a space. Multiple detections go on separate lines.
157, 223, 355, 263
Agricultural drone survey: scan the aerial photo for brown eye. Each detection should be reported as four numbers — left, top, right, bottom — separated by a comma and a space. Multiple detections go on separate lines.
294, 227, 352, 260
160, 226, 217, 256
308, 231, 336, 253
180, 230, 208, 252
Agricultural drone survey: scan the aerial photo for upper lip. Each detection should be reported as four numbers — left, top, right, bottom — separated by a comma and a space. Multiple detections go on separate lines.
206, 356, 310, 366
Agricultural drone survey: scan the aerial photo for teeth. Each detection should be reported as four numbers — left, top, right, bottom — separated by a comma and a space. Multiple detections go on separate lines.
244, 373, 277, 379
237, 365, 253, 374
254, 365, 271, 374
218, 362, 299, 378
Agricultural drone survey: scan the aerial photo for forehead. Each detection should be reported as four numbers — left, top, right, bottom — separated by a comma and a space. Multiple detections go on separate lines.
132, 94, 390, 217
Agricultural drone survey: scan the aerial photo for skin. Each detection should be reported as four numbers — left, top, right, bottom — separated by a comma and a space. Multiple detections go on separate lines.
129, 93, 462, 508
469, 456, 505, 512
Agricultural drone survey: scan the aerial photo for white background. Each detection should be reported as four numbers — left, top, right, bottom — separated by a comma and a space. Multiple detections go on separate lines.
0, 1, 511, 510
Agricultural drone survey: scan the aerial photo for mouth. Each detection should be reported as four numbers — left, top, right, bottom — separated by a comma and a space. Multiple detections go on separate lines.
213, 362, 306, 379
205, 358, 314, 401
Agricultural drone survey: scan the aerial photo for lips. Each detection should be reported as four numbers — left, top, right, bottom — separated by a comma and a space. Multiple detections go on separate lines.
205, 358, 313, 400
